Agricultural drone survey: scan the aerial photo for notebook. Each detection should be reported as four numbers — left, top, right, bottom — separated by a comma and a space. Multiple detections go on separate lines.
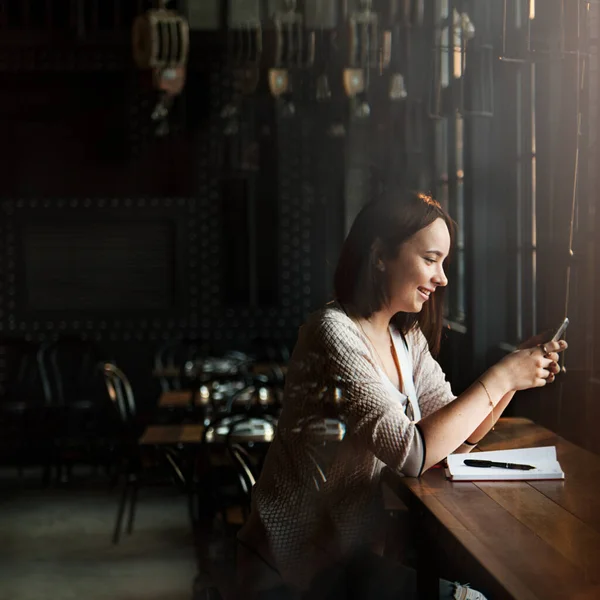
446, 446, 565, 481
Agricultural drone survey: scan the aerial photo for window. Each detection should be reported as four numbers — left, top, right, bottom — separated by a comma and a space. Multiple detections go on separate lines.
433, 0, 467, 325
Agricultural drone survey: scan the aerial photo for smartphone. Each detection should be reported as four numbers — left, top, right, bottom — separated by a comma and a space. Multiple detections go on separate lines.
550, 317, 570, 342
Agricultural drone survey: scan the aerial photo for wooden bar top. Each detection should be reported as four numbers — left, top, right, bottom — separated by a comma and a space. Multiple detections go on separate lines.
383, 418, 600, 600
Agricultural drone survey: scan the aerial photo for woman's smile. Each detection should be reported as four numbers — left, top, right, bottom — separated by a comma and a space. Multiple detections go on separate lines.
417, 286, 433, 301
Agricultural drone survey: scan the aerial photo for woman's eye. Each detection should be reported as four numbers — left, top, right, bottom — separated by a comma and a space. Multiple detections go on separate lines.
424, 257, 436, 264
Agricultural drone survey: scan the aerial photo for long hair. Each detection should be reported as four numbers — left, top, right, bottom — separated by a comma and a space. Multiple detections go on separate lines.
334, 192, 455, 356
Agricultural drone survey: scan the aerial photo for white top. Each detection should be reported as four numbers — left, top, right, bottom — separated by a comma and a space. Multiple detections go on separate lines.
376, 327, 422, 423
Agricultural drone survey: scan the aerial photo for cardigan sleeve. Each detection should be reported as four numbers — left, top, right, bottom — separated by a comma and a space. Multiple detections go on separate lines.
409, 326, 456, 420
311, 315, 418, 474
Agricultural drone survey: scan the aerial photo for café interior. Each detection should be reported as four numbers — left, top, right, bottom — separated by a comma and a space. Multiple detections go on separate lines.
1, 1, 599, 599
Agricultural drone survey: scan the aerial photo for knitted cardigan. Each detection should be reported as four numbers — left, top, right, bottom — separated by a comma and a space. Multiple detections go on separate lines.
238, 302, 456, 590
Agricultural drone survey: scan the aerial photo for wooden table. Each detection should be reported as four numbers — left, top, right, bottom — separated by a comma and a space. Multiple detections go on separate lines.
139, 423, 205, 445
383, 417, 600, 600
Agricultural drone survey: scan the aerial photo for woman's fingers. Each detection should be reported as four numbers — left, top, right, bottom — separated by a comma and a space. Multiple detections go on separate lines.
537, 367, 550, 381
539, 361, 560, 384
547, 360, 560, 374
540, 340, 568, 354
537, 370, 552, 386
519, 331, 568, 351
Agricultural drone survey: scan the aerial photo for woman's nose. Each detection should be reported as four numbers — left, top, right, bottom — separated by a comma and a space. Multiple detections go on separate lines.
433, 265, 448, 287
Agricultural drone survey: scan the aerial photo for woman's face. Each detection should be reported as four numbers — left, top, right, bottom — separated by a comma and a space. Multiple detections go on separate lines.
383, 217, 451, 314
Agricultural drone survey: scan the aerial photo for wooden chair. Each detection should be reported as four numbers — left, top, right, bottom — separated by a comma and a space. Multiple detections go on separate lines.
102, 362, 204, 543
47, 338, 114, 481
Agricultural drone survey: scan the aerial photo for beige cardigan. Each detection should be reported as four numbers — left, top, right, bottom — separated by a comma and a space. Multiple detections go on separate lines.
237, 303, 456, 591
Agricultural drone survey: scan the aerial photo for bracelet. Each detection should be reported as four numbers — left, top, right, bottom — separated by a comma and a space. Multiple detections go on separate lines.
478, 379, 495, 431
463, 439, 478, 446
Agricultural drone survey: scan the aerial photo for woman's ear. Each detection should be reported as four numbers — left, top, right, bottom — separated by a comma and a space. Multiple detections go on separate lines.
370, 238, 386, 272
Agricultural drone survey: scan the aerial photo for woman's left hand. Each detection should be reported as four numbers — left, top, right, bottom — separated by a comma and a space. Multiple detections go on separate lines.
518, 332, 562, 383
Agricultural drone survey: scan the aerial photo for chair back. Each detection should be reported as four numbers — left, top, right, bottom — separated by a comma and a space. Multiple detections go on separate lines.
48, 339, 108, 408
1, 341, 54, 409
224, 376, 270, 413
290, 386, 348, 493
228, 443, 257, 498
102, 363, 136, 426
225, 418, 273, 514
154, 338, 208, 392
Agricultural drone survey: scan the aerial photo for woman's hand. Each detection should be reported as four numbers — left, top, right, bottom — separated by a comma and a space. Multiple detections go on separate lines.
517, 332, 566, 384
493, 339, 567, 391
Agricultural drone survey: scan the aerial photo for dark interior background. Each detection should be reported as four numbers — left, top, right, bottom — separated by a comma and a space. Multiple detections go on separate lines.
0, 0, 598, 451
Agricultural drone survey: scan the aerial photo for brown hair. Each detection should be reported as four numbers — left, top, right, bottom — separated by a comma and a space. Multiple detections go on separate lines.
334, 192, 455, 356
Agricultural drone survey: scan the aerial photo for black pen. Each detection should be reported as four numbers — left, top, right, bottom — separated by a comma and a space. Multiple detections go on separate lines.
463, 459, 535, 471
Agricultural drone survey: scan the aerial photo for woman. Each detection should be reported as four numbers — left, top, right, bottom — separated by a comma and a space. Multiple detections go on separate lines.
236, 193, 566, 599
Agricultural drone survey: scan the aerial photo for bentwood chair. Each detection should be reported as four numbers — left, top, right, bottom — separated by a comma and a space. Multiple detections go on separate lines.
102, 362, 197, 543
47, 338, 114, 481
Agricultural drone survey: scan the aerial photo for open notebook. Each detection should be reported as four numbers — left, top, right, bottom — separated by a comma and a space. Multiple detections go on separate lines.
446, 446, 565, 481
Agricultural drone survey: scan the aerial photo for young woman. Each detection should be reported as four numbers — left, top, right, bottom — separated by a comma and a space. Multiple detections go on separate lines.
236, 192, 566, 600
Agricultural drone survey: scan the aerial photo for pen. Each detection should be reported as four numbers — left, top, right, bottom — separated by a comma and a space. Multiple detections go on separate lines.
463, 459, 535, 471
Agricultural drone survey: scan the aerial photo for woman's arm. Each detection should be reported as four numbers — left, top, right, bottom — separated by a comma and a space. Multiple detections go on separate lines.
462, 332, 563, 445
417, 339, 565, 472
466, 390, 515, 443
417, 366, 511, 471
410, 327, 510, 454
314, 314, 564, 476
452, 390, 515, 454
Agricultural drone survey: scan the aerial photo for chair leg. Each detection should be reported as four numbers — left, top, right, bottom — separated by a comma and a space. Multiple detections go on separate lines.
126, 482, 138, 535
113, 482, 130, 544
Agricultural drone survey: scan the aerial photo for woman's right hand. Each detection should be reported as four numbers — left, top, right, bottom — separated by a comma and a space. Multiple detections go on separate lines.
493, 339, 567, 392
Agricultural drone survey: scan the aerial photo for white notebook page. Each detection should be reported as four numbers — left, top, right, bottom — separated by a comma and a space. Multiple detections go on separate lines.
446, 446, 564, 481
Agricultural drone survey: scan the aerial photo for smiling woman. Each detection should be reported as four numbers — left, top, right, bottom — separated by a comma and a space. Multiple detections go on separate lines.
235, 192, 567, 600
334, 192, 454, 357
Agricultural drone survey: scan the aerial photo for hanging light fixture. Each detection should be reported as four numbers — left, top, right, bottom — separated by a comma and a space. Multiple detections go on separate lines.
389, 73, 408, 100
343, 0, 390, 118
132, 0, 190, 136
222, 14, 263, 136
316, 73, 332, 102
268, 0, 313, 116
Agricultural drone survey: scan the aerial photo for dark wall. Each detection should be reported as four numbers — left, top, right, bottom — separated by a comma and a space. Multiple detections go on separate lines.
0, 5, 431, 402
4, 1, 597, 445
0, 4, 439, 353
